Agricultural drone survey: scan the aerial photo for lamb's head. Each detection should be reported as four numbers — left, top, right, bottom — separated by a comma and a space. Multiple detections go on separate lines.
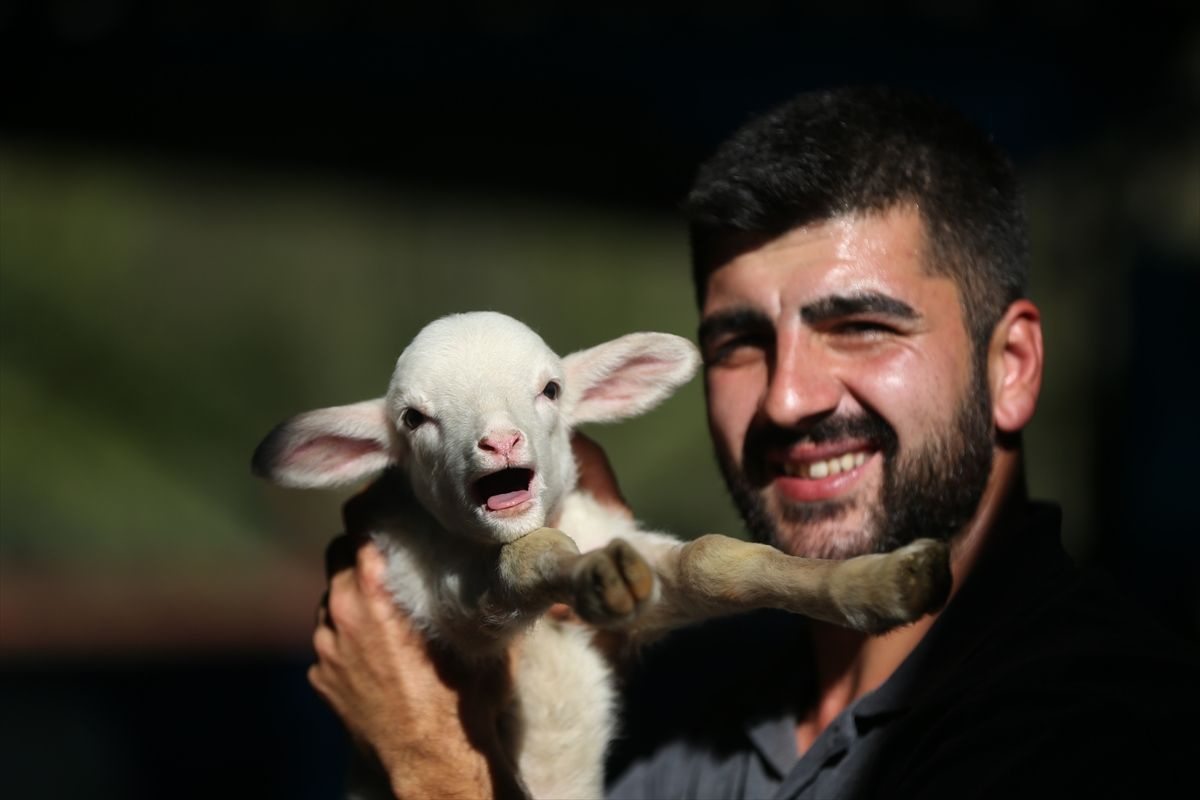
252, 312, 699, 544
385, 312, 575, 541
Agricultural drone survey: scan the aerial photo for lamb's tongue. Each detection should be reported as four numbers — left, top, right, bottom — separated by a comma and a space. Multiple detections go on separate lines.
487, 489, 532, 511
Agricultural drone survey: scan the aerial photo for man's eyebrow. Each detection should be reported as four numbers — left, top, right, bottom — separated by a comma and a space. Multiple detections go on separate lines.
697, 308, 773, 344
800, 292, 920, 324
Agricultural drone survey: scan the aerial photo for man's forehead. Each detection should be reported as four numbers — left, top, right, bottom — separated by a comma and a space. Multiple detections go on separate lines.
701, 207, 939, 317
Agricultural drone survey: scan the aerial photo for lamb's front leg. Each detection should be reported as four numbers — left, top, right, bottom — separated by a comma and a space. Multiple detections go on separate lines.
644, 535, 952, 634
495, 528, 656, 626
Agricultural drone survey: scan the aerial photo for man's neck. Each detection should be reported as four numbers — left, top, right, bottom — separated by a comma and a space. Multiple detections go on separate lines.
795, 449, 1028, 756
794, 614, 936, 754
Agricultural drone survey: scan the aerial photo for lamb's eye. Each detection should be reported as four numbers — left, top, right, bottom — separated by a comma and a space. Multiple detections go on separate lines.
542, 381, 560, 400
402, 408, 427, 429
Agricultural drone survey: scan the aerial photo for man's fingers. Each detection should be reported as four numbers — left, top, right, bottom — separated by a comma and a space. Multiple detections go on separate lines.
355, 537, 390, 595
312, 623, 338, 664
327, 566, 363, 630
316, 589, 332, 629
306, 663, 324, 693
321, 534, 389, 634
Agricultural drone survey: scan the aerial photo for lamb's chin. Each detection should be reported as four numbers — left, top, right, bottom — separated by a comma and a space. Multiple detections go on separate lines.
470, 503, 547, 544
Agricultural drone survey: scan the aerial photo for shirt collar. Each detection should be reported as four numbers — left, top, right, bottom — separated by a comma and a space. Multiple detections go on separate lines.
746, 709, 800, 779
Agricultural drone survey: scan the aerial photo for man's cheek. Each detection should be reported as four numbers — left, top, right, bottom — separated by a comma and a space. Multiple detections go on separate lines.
706, 390, 745, 455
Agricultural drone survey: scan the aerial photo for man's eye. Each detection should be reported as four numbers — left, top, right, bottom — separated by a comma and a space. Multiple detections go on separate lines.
402, 408, 427, 429
835, 321, 893, 336
705, 334, 770, 364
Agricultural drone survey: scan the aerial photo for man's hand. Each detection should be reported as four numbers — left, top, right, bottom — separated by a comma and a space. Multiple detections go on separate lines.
310, 535, 524, 799
571, 432, 632, 517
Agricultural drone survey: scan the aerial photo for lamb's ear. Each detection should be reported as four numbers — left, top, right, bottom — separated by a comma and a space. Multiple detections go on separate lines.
563, 332, 701, 424
251, 398, 395, 489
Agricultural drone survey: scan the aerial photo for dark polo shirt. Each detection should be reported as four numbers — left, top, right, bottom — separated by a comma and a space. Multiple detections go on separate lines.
606, 503, 1200, 799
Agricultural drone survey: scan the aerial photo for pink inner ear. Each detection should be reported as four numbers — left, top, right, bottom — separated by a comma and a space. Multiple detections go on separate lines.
286, 436, 383, 471
579, 355, 668, 403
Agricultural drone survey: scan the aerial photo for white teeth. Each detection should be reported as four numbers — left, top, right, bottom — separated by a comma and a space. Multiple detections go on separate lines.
781, 450, 871, 479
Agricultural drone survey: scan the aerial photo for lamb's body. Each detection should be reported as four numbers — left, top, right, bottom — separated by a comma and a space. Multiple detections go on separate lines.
339, 472, 675, 797
361, 492, 630, 797
253, 311, 952, 799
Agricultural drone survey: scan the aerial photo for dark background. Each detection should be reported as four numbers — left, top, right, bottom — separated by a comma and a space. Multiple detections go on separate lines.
2, 3, 1197, 797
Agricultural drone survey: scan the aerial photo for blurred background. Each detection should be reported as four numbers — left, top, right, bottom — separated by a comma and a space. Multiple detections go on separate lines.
1, 2, 1197, 797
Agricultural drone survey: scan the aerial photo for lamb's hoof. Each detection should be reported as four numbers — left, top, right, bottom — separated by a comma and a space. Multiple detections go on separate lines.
571, 539, 655, 626
884, 538, 952, 623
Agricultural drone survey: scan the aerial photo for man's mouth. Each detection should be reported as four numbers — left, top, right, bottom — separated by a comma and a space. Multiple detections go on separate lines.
471, 467, 535, 512
776, 449, 870, 480
767, 442, 878, 503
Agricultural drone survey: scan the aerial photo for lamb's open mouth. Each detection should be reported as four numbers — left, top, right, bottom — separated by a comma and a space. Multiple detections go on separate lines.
472, 468, 535, 512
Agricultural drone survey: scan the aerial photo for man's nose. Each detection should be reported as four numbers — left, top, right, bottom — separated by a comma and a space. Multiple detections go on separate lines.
762, 337, 842, 427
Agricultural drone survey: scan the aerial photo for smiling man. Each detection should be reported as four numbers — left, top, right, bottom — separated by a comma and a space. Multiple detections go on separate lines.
603, 88, 1197, 799
310, 88, 1199, 799
698, 211, 996, 563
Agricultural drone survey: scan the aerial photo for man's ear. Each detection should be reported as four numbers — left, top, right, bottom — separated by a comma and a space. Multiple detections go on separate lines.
562, 332, 700, 425
988, 300, 1044, 435
251, 398, 396, 489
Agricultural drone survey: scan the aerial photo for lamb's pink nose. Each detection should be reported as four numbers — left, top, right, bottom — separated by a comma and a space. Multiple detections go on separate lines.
478, 430, 522, 457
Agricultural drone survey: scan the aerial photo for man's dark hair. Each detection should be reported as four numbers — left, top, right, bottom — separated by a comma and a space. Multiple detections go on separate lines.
685, 87, 1029, 354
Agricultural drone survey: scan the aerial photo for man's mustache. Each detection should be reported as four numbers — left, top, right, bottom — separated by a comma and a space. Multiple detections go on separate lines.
740, 411, 899, 485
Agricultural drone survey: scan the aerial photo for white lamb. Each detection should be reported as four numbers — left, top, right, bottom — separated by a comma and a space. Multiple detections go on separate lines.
252, 311, 950, 799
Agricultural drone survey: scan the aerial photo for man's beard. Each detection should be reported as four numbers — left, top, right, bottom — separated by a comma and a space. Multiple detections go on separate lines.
716, 361, 994, 559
